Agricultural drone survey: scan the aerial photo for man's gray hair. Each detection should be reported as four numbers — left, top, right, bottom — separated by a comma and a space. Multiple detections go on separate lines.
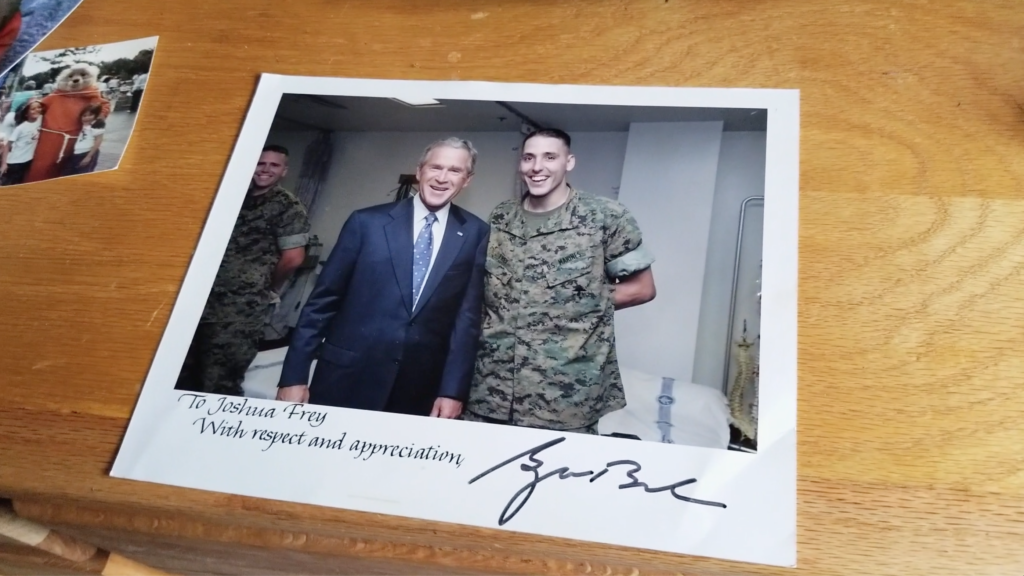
418, 137, 478, 175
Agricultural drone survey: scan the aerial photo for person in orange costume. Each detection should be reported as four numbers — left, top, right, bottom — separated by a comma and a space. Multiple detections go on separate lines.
0, 1, 22, 63
25, 63, 110, 182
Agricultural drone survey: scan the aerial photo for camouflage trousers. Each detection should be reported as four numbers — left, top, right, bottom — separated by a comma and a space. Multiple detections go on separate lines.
176, 318, 264, 396
460, 410, 599, 435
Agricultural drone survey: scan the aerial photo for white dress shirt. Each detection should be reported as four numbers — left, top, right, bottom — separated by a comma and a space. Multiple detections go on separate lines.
411, 193, 450, 306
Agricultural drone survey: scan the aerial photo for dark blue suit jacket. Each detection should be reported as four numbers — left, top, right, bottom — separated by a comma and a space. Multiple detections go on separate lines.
278, 198, 489, 412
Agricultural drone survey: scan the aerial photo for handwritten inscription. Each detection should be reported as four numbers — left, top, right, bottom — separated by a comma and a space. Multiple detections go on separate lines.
349, 440, 464, 467
468, 437, 727, 526
207, 396, 277, 419
193, 417, 246, 438
180, 394, 327, 427
177, 393, 462, 467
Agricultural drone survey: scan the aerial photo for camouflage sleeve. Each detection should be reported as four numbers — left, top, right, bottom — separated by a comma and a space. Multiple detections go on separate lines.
604, 202, 655, 279
275, 193, 311, 250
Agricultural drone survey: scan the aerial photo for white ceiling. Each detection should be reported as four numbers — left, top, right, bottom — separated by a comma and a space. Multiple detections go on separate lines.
270, 94, 767, 133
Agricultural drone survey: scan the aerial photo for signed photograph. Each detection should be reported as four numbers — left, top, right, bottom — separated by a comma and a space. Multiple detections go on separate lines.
0, 36, 156, 186
111, 75, 799, 567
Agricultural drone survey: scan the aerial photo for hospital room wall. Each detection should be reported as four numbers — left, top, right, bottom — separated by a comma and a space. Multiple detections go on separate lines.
262, 129, 630, 258
614, 122, 724, 385
691, 132, 767, 391
306, 131, 519, 257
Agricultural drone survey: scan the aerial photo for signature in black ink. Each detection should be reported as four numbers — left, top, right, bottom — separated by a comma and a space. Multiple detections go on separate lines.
468, 437, 727, 526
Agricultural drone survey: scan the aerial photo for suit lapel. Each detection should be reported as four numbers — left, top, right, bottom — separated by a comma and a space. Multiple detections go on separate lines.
384, 199, 415, 315
412, 206, 466, 317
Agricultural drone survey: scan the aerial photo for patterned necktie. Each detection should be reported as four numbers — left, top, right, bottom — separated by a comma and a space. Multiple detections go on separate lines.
412, 212, 437, 305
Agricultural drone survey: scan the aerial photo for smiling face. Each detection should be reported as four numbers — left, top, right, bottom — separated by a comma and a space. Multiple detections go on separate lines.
251, 150, 288, 193
415, 145, 473, 210
25, 101, 41, 122
80, 111, 96, 126
520, 135, 575, 199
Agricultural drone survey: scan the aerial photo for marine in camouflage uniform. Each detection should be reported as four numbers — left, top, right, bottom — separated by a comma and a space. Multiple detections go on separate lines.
465, 186, 655, 433
177, 184, 310, 396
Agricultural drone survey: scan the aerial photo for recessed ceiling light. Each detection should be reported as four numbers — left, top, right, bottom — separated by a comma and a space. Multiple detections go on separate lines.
391, 97, 444, 108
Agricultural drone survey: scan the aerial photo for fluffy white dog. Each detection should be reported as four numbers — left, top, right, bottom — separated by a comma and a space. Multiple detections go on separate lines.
55, 63, 100, 93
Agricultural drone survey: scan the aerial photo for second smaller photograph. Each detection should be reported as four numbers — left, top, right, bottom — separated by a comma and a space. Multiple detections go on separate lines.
0, 34, 157, 187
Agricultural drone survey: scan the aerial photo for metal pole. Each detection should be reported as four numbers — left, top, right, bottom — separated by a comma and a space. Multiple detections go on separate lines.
722, 195, 764, 395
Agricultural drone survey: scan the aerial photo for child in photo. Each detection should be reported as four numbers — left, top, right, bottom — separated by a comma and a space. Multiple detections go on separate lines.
61, 103, 105, 176
1, 98, 41, 186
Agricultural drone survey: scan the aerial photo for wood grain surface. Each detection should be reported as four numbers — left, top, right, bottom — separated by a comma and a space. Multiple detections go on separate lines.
1, 0, 1023, 574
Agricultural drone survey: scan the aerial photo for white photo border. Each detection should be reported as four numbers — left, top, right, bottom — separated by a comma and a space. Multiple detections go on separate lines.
112, 75, 799, 568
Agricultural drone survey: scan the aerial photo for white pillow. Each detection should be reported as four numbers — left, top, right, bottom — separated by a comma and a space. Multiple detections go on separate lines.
599, 366, 731, 450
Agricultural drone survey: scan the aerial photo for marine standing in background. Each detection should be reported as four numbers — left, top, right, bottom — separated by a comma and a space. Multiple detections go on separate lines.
464, 129, 657, 435
176, 144, 311, 396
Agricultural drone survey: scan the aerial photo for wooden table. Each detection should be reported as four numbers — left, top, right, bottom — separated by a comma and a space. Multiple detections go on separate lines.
2, 1, 1023, 574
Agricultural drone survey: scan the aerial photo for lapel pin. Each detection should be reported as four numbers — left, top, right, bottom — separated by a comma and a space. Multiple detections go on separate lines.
457, 231, 463, 236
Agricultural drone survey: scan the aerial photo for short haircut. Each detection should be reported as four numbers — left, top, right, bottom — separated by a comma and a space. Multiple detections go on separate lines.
523, 128, 571, 151
22, 80, 35, 89
262, 144, 289, 157
418, 137, 478, 174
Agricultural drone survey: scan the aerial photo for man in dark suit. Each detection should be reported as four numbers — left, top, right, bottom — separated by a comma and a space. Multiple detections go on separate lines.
276, 137, 489, 419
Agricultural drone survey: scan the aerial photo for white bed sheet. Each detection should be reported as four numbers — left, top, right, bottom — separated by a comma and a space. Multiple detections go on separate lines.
598, 367, 732, 450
